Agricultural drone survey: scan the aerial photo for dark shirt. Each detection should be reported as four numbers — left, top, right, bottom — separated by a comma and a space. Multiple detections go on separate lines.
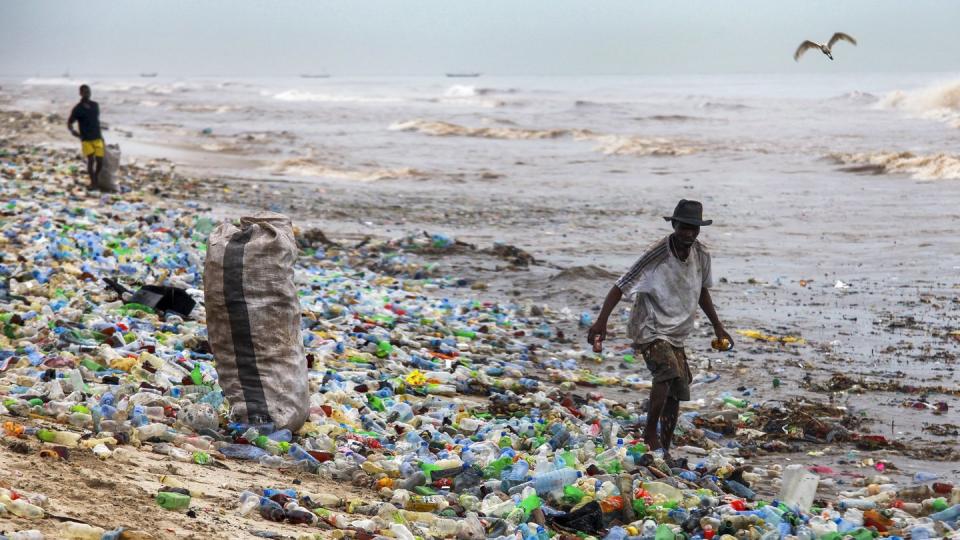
69, 100, 102, 141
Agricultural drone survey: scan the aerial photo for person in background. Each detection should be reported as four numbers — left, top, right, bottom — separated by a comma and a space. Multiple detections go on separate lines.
67, 84, 104, 190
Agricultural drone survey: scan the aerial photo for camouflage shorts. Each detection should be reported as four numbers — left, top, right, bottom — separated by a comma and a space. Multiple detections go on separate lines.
636, 339, 693, 401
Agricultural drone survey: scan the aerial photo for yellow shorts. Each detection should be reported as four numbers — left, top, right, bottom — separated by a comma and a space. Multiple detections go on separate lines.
81, 139, 105, 158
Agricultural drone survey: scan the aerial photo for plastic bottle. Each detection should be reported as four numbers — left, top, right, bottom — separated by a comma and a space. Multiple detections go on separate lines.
779, 464, 819, 512
155, 492, 191, 511
725, 479, 755, 500
914, 471, 940, 483
532, 468, 581, 495
9, 531, 45, 540
929, 503, 960, 522
654, 524, 675, 540
839, 498, 876, 510
35, 429, 80, 447
7, 498, 45, 519
58, 522, 106, 539
604, 526, 628, 540
236, 490, 260, 516
258, 498, 285, 522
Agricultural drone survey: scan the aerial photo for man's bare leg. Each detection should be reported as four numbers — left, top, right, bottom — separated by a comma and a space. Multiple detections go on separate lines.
643, 381, 670, 450
659, 396, 681, 459
93, 156, 103, 189
86, 155, 97, 188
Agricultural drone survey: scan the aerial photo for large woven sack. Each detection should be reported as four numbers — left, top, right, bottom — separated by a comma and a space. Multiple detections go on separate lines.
203, 212, 308, 431
98, 144, 120, 192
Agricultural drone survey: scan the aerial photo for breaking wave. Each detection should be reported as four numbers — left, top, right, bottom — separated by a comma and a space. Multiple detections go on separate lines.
831, 90, 878, 104
590, 134, 700, 157
390, 119, 700, 156
389, 119, 586, 140
828, 151, 960, 180
22, 77, 79, 86
878, 80, 960, 128
271, 157, 425, 182
271, 89, 403, 104
636, 114, 712, 122
443, 85, 518, 97
697, 101, 751, 111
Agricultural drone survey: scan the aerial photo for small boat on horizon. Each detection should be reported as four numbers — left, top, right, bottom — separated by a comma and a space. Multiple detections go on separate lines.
446, 72, 481, 78
300, 73, 331, 79
140, 72, 158, 78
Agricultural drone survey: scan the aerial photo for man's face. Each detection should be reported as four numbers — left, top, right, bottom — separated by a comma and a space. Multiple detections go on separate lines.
80, 86, 91, 99
673, 221, 700, 247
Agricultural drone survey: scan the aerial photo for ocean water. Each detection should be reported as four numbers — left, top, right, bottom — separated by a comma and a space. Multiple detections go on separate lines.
6, 73, 959, 268
7, 73, 960, 181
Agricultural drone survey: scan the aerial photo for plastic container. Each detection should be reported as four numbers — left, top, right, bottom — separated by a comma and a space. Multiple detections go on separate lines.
779, 464, 820, 512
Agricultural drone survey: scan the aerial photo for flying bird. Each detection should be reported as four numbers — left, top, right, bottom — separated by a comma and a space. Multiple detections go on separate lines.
794, 32, 857, 61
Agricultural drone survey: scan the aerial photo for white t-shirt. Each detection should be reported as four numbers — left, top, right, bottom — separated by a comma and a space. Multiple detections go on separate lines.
615, 235, 713, 347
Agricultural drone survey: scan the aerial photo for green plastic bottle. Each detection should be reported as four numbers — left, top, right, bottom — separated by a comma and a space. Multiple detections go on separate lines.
367, 393, 385, 412
654, 523, 675, 540
562, 485, 584, 504
482, 456, 513, 478
376, 341, 393, 358
156, 491, 191, 510
847, 528, 876, 540
519, 494, 541, 519
722, 396, 748, 408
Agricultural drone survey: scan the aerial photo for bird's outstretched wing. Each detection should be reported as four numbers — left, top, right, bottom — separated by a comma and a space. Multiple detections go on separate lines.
829, 32, 857, 48
794, 40, 820, 61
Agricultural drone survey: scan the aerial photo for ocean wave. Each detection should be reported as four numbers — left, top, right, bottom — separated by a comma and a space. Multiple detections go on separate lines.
389, 119, 585, 140
831, 90, 878, 104
588, 134, 700, 157
443, 85, 517, 97
271, 89, 403, 104
697, 101, 751, 111
878, 80, 960, 128
390, 118, 699, 156
828, 151, 960, 180
173, 103, 237, 114
22, 77, 79, 86
271, 157, 425, 181
635, 114, 712, 122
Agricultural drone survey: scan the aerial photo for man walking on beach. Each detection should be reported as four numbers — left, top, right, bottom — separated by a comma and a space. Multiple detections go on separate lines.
587, 199, 732, 462
67, 84, 104, 190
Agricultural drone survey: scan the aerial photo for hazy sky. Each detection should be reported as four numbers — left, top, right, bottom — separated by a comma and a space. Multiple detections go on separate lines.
3, 0, 959, 76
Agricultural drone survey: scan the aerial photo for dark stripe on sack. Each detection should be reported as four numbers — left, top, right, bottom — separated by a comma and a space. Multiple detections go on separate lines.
223, 226, 271, 424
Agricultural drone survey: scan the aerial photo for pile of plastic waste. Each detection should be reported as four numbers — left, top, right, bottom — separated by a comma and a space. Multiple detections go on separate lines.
1, 144, 958, 539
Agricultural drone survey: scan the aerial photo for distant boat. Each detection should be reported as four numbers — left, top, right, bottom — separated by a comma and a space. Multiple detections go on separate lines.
446, 73, 481, 78
140, 72, 158, 78
300, 73, 331, 79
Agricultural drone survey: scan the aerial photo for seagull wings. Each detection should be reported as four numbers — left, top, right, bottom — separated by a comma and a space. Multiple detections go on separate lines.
794, 40, 820, 61
828, 32, 857, 48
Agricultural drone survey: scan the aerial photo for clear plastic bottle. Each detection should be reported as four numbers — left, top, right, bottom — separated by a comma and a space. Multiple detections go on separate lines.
58, 522, 106, 539
532, 468, 582, 495
7, 498, 45, 519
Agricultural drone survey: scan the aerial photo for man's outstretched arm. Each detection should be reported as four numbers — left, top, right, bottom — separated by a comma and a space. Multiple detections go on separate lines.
699, 287, 733, 346
587, 285, 623, 349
